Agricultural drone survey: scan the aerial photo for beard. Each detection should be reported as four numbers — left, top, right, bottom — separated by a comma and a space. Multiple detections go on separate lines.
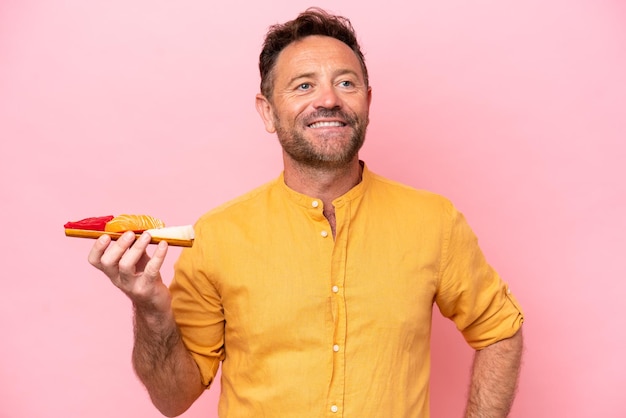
274, 108, 368, 170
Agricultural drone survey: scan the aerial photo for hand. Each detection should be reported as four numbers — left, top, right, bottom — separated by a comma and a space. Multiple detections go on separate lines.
88, 231, 171, 313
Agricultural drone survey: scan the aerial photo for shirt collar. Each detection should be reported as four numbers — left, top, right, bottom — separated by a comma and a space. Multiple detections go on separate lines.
277, 161, 372, 209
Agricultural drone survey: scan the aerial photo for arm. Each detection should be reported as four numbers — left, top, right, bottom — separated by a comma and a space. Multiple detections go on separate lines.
465, 328, 524, 418
88, 231, 204, 417
132, 301, 204, 417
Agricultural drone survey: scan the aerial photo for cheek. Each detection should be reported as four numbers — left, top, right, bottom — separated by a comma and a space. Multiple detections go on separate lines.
276, 107, 304, 127
281, 95, 311, 114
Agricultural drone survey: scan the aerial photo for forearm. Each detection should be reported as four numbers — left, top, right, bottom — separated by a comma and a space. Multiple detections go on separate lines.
465, 328, 524, 418
132, 307, 204, 417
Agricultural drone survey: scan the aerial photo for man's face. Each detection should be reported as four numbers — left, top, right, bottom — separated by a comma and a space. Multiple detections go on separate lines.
256, 35, 372, 169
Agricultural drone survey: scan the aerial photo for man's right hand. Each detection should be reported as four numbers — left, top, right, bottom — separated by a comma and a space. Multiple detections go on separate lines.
87, 230, 204, 415
87, 231, 171, 314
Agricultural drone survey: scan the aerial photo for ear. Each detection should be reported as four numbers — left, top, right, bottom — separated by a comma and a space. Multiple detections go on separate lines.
255, 94, 277, 133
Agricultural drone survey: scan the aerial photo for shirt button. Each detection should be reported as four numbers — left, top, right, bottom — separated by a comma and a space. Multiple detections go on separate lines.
311, 200, 319, 208
330, 405, 338, 413
332, 285, 339, 293
321, 230, 328, 238
333, 344, 340, 352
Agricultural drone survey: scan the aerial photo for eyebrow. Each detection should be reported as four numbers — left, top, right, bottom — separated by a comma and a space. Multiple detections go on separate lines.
287, 72, 316, 86
286, 69, 361, 86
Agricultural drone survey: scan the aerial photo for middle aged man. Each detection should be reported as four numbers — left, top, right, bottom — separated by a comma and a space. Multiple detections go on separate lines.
89, 8, 524, 418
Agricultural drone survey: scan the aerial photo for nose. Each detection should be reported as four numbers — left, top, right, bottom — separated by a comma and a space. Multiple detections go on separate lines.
312, 83, 343, 110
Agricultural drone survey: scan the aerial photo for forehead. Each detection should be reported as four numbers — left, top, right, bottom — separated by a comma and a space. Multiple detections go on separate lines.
273, 35, 364, 82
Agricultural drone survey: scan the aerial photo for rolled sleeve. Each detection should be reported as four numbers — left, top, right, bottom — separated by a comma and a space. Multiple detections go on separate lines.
170, 222, 225, 388
435, 202, 524, 350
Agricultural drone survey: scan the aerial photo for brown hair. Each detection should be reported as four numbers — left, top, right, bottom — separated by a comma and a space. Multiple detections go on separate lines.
259, 7, 369, 99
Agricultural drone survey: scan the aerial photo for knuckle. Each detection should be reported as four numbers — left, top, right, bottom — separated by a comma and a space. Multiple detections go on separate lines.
87, 254, 99, 267
118, 258, 134, 272
99, 255, 116, 271
143, 264, 158, 278
87, 250, 104, 268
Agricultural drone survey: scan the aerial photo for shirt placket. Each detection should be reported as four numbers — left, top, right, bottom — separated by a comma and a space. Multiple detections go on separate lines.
326, 198, 349, 417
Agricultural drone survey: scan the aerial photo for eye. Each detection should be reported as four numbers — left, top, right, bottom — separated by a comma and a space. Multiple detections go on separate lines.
339, 80, 353, 88
297, 83, 311, 90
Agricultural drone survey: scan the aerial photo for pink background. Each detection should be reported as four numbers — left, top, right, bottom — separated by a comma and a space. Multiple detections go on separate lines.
1, 0, 625, 417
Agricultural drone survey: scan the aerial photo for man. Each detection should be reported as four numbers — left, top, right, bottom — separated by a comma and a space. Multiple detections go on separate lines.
89, 8, 524, 418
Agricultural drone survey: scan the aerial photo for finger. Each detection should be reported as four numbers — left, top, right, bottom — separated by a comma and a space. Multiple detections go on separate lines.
87, 233, 112, 270
98, 231, 138, 277
117, 232, 153, 276
143, 240, 169, 281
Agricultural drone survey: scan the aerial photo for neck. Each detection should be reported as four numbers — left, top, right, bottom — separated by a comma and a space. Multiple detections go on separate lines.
283, 157, 363, 236
283, 157, 362, 201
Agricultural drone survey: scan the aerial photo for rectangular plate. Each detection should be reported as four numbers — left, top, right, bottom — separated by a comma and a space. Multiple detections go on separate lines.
64, 229, 194, 247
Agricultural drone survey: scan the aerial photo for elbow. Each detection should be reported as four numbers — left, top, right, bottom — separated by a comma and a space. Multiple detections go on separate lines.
147, 379, 206, 417
150, 391, 201, 418
153, 401, 193, 418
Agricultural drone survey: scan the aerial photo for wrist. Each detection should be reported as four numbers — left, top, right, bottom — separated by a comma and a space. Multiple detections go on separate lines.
133, 301, 175, 333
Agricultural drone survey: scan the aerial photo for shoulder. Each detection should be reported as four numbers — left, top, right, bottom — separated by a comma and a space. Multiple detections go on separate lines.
195, 177, 280, 227
366, 170, 454, 211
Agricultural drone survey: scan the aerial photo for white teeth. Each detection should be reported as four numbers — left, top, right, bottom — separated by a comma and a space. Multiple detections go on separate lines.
308, 121, 344, 128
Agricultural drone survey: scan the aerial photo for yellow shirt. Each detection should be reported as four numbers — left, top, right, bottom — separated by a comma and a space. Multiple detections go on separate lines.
170, 165, 524, 418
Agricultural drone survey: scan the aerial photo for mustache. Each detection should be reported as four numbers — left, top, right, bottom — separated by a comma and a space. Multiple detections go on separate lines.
301, 109, 358, 126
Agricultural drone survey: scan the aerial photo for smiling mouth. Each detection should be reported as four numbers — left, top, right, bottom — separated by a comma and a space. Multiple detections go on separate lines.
307, 121, 346, 128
